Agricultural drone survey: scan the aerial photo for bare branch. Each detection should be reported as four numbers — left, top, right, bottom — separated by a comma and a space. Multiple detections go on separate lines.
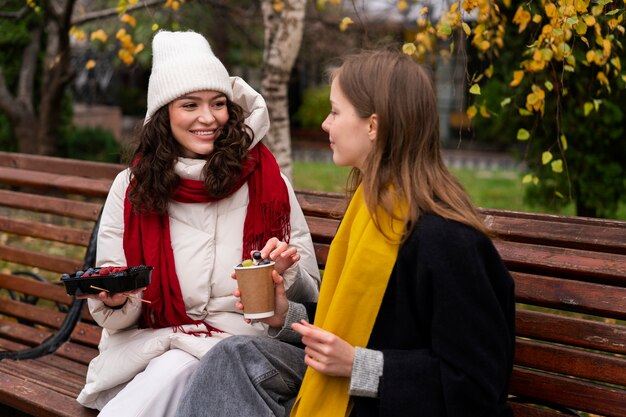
0, 6, 29, 19
71, 0, 164, 25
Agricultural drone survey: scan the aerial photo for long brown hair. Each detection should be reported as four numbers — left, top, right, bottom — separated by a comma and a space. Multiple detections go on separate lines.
332, 49, 489, 238
127, 99, 253, 214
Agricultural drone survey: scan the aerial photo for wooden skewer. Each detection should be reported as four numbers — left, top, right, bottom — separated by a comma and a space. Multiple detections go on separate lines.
89, 285, 152, 304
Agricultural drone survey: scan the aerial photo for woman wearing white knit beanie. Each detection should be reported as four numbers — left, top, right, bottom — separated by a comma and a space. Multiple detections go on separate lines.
75, 30, 320, 417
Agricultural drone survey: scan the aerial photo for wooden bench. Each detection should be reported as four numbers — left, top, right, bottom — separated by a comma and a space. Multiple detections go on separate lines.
1, 151, 626, 417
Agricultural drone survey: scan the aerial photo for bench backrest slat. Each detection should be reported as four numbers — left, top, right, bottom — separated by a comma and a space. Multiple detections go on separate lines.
514, 272, 626, 319
0, 216, 92, 246
0, 189, 103, 221
515, 339, 626, 386
511, 367, 626, 417
516, 309, 626, 354
0, 244, 83, 274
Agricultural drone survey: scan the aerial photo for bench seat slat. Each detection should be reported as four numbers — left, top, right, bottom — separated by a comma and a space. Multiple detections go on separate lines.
0, 244, 82, 274
0, 318, 97, 365
0, 360, 85, 396
511, 366, 626, 417
0, 372, 97, 417
516, 309, 626, 355
513, 271, 626, 319
0, 189, 102, 221
0, 338, 89, 377
508, 402, 572, 417
515, 338, 626, 386
0, 299, 102, 347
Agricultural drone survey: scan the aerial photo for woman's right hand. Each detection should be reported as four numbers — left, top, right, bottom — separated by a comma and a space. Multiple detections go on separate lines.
233, 269, 289, 328
76, 287, 146, 308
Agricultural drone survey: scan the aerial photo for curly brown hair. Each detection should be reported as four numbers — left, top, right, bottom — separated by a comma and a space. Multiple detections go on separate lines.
127, 99, 254, 214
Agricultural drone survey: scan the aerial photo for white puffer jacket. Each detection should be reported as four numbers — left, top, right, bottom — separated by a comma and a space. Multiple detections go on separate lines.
77, 77, 320, 408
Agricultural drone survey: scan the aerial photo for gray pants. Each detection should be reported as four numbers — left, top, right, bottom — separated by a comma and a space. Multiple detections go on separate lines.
175, 335, 307, 417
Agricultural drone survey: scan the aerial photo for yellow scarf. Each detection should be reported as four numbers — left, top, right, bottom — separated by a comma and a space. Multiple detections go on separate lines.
291, 185, 405, 417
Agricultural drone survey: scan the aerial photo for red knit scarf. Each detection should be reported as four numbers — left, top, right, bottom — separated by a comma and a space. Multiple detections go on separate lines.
122, 143, 290, 332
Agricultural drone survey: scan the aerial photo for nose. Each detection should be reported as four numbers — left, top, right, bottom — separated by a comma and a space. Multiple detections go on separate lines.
321, 114, 331, 132
198, 107, 216, 124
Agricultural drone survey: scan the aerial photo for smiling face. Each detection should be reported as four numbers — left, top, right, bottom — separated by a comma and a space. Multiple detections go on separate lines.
321, 77, 376, 171
168, 90, 230, 158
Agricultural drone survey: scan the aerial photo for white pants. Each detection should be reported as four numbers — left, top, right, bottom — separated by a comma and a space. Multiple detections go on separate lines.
97, 349, 199, 417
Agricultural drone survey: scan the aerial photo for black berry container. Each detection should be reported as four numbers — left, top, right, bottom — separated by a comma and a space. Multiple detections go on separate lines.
60, 265, 153, 296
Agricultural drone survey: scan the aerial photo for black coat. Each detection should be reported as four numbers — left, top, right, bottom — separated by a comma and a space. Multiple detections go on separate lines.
309, 214, 515, 417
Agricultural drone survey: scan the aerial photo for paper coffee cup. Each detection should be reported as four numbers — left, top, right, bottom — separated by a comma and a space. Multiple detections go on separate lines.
234, 262, 275, 319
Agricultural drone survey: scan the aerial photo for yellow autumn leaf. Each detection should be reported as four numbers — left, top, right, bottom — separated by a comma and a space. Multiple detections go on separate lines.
397, 0, 408, 12
85, 59, 96, 70
551, 159, 563, 173
462, 22, 471, 36
466, 105, 478, 119
500, 97, 511, 107
273, 0, 285, 13
469, 84, 481, 95
402, 43, 417, 56
339, 17, 353, 31
151, 23, 159, 31
479, 104, 490, 118
522, 174, 533, 184
545, 3, 557, 18
542, 151, 553, 165
555, 190, 564, 199
544, 81, 553, 91
560, 134, 568, 151
533, 176, 539, 185
597, 71, 609, 86
510, 70, 524, 87
484, 65, 494, 78
611, 57, 621, 71
120, 13, 136, 27
583, 102, 594, 116
517, 128, 530, 140
90, 29, 108, 43
419, 6, 428, 16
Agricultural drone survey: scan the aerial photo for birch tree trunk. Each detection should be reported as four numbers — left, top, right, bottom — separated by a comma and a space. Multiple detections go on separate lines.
260, 0, 306, 181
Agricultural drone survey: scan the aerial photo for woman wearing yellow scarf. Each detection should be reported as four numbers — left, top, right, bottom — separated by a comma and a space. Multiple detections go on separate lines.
175, 49, 515, 417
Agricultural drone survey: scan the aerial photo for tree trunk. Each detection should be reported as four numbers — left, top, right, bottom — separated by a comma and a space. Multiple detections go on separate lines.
0, 1, 75, 156
260, 0, 306, 182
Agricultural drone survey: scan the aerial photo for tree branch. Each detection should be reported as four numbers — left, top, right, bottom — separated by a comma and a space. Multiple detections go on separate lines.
71, 0, 164, 25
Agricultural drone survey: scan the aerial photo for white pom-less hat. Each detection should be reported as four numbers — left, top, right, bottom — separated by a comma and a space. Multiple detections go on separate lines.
144, 30, 233, 123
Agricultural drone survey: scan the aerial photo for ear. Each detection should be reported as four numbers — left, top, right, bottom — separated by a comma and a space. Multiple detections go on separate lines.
368, 114, 378, 141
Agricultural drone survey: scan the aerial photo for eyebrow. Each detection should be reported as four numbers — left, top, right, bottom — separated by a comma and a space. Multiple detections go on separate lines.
176, 93, 226, 101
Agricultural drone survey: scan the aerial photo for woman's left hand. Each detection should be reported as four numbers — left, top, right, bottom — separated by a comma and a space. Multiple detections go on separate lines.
291, 320, 355, 377
258, 237, 301, 275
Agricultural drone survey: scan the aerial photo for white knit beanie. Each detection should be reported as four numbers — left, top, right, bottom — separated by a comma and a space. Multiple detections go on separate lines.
144, 30, 233, 123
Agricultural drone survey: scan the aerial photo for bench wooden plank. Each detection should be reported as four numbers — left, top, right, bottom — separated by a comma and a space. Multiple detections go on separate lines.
0, 216, 92, 246
496, 240, 626, 284
516, 309, 626, 355
0, 245, 82, 274
0, 274, 73, 305
483, 209, 626, 254
510, 367, 626, 417
0, 167, 112, 197
0, 151, 123, 180
0, 190, 103, 221
514, 271, 626, 319
0, 372, 97, 417
515, 338, 626, 386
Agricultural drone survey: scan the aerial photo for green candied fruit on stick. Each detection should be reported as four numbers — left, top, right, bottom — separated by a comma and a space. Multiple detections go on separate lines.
241, 259, 254, 267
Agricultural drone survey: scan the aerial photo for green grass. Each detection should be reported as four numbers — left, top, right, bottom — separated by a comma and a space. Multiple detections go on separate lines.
293, 161, 626, 220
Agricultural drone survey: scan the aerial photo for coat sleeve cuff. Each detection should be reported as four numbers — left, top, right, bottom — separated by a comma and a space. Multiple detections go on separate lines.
349, 347, 384, 398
